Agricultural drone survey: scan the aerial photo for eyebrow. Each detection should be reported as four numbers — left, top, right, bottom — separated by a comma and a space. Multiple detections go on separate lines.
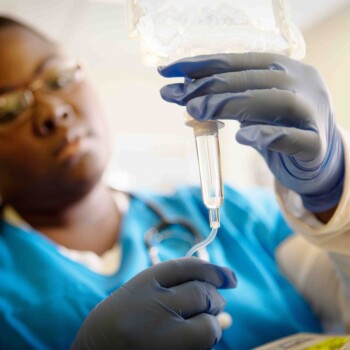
0, 54, 58, 95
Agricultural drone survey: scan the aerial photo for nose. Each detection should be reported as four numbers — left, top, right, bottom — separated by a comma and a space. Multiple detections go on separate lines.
33, 95, 75, 136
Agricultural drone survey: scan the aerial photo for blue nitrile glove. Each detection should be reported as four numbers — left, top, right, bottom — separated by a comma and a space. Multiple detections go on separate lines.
158, 53, 345, 213
71, 258, 237, 350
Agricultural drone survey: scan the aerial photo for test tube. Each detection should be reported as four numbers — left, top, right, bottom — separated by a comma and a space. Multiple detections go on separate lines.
185, 114, 224, 229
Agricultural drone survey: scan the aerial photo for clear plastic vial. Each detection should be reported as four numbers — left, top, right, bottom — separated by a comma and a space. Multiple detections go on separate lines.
196, 134, 223, 207
186, 116, 224, 229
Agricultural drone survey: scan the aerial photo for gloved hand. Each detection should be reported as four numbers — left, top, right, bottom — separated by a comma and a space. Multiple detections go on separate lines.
71, 258, 237, 350
158, 53, 345, 213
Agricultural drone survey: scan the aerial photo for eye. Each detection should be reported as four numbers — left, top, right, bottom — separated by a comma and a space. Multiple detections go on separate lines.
45, 63, 84, 91
0, 91, 33, 125
0, 110, 20, 124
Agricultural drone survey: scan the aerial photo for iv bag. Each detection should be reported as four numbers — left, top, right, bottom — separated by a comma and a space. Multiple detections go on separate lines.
125, 0, 306, 66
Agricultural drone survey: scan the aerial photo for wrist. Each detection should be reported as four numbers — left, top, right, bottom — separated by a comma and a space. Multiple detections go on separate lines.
301, 131, 345, 212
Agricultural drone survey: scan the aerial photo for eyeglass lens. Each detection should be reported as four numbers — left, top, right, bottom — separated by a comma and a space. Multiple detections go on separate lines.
0, 59, 83, 132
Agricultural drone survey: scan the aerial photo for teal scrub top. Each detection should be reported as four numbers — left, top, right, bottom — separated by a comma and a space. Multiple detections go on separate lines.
0, 185, 322, 350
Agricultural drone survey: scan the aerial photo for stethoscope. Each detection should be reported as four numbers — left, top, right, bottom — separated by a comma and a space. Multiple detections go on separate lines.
111, 188, 209, 263
141, 194, 210, 264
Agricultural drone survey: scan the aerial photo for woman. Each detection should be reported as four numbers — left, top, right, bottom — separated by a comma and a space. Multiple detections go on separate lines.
0, 16, 349, 350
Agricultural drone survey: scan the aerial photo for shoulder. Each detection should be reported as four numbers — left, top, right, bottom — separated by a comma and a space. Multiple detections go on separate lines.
221, 185, 294, 255
224, 185, 283, 221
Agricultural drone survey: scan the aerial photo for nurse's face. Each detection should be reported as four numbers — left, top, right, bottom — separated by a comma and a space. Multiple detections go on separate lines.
0, 25, 110, 213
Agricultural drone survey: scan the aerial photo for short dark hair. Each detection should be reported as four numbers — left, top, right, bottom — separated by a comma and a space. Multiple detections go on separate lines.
0, 15, 54, 44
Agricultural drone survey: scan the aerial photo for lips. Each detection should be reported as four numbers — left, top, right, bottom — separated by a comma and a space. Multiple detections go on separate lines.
54, 134, 86, 162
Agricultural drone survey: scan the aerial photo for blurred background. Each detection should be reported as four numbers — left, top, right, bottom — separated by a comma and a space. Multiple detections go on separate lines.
1, 0, 349, 192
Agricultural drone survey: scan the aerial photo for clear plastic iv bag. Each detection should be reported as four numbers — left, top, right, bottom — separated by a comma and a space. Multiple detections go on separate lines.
126, 0, 306, 66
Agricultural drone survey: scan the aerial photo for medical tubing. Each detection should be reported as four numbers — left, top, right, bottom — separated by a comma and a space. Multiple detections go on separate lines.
209, 208, 220, 229
186, 227, 218, 258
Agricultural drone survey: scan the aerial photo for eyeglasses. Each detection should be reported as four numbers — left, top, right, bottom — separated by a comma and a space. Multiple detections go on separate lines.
0, 58, 84, 134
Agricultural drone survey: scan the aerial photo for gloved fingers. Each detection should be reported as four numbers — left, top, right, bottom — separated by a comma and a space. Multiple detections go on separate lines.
165, 281, 226, 318
160, 314, 222, 350
160, 70, 292, 106
236, 124, 321, 161
139, 258, 237, 289
180, 314, 222, 350
158, 52, 291, 79
186, 89, 315, 129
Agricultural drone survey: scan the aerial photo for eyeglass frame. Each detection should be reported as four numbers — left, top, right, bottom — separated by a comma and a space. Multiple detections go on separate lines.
0, 56, 85, 134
